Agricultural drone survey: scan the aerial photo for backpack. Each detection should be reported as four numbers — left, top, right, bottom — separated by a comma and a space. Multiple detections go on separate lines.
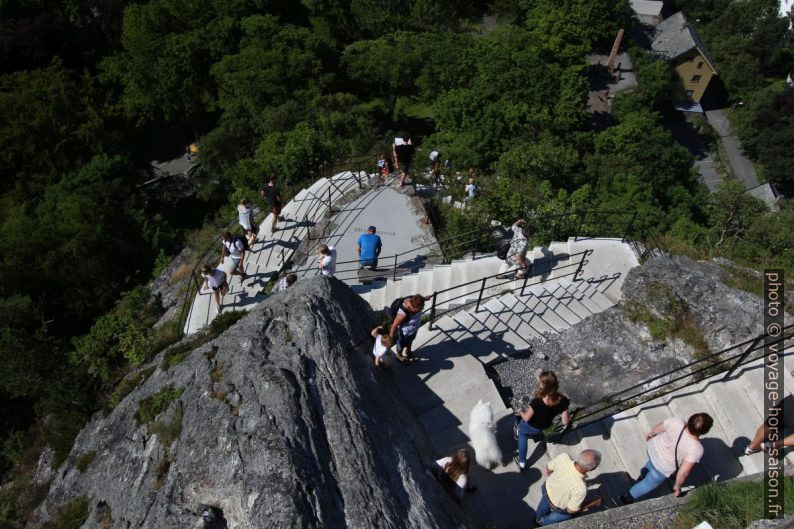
229, 235, 250, 253
496, 242, 511, 260
390, 297, 407, 318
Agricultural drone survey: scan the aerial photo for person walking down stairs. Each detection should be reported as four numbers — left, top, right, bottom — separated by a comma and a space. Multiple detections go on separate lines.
535, 449, 603, 526
498, 218, 531, 279
260, 175, 285, 234
220, 231, 249, 283
620, 413, 714, 504
514, 371, 571, 472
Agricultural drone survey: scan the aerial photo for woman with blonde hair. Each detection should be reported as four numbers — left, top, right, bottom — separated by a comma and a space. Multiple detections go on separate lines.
433, 448, 476, 502
514, 371, 571, 471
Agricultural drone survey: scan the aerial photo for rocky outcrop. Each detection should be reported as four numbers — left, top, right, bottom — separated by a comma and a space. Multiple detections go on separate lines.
31, 278, 473, 529
496, 255, 771, 407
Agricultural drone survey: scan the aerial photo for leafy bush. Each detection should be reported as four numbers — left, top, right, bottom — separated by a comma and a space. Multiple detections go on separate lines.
148, 403, 183, 449
135, 385, 183, 425
75, 451, 96, 472
106, 367, 156, 412
70, 288, 163, 381
42, 496, 89, 529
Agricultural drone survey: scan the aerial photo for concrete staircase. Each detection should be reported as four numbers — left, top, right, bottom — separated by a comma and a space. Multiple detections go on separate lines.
183, 170, 368, 335
354, 237, 635, 313
388, 239, 639, 461
418, 353, 792, 529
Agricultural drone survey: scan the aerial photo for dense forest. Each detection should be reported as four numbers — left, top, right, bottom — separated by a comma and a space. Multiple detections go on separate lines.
0, 0, 791, 525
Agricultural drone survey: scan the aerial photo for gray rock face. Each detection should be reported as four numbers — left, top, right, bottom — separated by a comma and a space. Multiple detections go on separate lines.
620, 255, 765, 352
31, 278, 472, 529
496, 255, 769, 408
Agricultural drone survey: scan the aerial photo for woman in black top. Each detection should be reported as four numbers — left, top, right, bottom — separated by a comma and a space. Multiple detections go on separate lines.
514, 371, 570, 471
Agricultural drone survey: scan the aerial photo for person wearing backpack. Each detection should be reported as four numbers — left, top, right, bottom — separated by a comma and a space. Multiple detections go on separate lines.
620, 413, 713, 504
388, 294, 431, 363
220, 231, 249, 283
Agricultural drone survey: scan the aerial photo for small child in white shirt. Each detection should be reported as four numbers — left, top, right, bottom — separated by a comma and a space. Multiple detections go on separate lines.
370, 326, 395, 369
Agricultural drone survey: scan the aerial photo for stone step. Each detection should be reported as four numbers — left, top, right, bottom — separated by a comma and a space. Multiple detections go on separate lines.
606, 409, 654, 484
703, 374, 766, 476
417, 269, 434, 298
573, 420, 634, 503
571, 279, 616, 311
464, 298, 537, 358
419, 379, 508, 436
432, 265, 452, 307
554, 278, 607, 318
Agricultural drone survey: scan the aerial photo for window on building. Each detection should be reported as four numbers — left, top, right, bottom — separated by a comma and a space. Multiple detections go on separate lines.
697, 61, 704, 69
691, 75, 702, 83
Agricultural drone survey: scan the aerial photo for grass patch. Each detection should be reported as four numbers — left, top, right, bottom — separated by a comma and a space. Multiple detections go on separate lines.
75, 451, 96, 473
148, 403, 183, 449
160, 311, 245, 370
169, 263, 193, 285
210, 363, 224, 383
719, 264, 764, 297
153, 457, 171, 490
134, 385, 183, 425
671, 477, 794, 529
623, 300, 667, 341
42, 496, 89, 529
720, 264, 794, 315
106, 366, 156, 412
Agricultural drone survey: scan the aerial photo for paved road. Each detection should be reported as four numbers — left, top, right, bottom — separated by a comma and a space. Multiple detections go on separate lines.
705, 108, 759, 190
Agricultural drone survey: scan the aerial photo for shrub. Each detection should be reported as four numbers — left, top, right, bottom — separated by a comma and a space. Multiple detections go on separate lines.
148, 403, 183, 449
106, 367, 155, 412
75, 451, 96, 472
134, 385, 183, 425
42, 496, 89, 529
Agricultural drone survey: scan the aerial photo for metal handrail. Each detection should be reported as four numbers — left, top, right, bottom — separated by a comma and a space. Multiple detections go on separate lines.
285, 207, 637, 280
427, 249, 591, 328
546, 323, 794, 439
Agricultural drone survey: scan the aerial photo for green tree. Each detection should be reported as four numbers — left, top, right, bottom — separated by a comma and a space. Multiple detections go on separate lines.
522, 0, 630, 64
210, 15, 330, 132
0, 61, 106, 197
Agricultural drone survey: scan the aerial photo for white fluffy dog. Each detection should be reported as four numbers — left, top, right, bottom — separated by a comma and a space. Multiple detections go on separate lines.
468, 399, 502, 469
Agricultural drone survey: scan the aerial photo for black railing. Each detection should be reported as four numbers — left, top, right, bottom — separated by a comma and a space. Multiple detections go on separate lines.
286, 223, 500, 281
427, 249, 591, 328
547, 323, 794, 439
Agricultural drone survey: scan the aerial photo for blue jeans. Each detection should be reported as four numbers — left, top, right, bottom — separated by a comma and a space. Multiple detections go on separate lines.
358, 258, 378, 269
536, 484, 573, 525
628, 458, 669, 500
516, 416, 544, 464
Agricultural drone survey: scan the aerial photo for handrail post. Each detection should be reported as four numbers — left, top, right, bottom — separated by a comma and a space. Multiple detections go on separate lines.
623, 211, 637, 243
722, 335, 764, 381
328, 187, 332, 212
393, 254, 398, 281
520, 267, 530, 296
429, 292, 438, 330
575, 211, 585, 242
573, 251, 586, 282
475, 277, 487, 313
472, 235, 479, 260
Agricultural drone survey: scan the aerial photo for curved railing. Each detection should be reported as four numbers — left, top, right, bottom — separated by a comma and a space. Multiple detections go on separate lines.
175, 153, 380, 337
